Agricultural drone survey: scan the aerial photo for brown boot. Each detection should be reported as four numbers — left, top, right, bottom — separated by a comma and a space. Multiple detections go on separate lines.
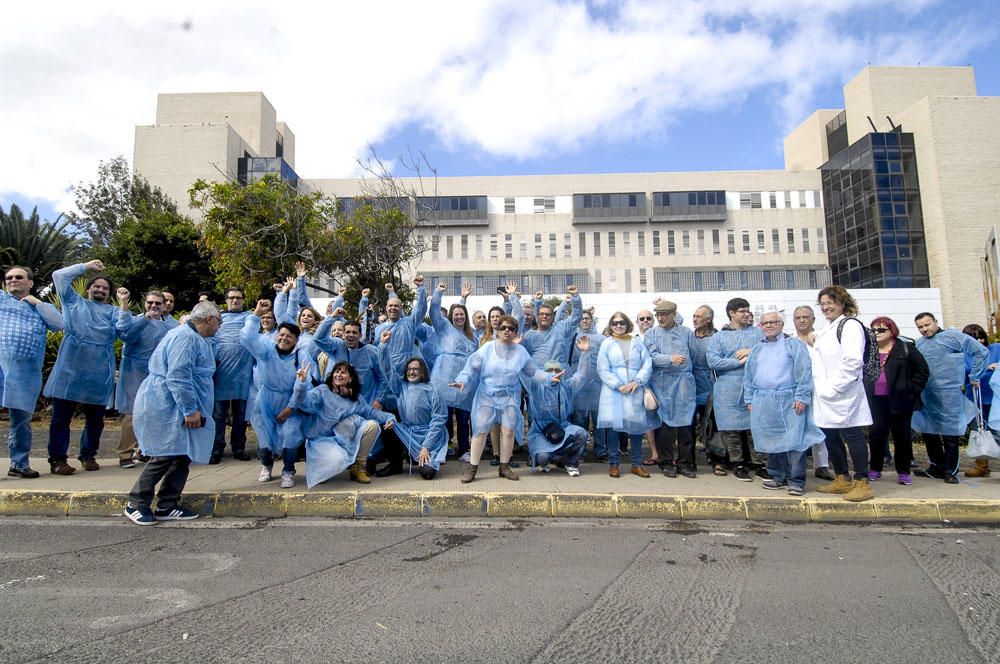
609, 464, 620, 478
461, 463, 478, 484
965, 458, 991, 478
815, 474, 852, 494
498, 463, 519, 481
630, 465, 650, 478
349, 461, 371, 484
49, 461, 76, 476
844, 477, 874, 502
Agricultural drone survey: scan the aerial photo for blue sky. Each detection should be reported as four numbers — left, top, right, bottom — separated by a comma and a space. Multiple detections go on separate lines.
2, 1, 999, 224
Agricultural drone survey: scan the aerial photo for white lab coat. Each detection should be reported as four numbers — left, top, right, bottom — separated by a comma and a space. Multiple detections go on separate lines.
810, 315, 872, 428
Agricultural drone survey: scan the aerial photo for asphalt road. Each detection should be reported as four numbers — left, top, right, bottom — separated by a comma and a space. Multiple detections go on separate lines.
1, 518, 998, 664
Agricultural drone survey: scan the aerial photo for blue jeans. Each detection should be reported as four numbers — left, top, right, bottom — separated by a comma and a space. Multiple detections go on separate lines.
767, 450, 807, 490
535, 427, 587, 468
257, 445, 298, 474
6, 408, 32, 469
570, 408, 608, 458
608, 433, 644, 466
212, 399, 247, 455
821, 426, 869, 480
47, 397, 106, 463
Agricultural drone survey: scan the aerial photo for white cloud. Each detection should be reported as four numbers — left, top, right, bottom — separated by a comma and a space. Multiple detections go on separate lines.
0, 0, 993, 213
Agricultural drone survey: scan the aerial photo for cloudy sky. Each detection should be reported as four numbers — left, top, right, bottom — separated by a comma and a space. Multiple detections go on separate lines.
2, 0, 998, 221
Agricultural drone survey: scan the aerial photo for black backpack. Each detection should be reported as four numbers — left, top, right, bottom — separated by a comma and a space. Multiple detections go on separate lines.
836, 317, 880, 386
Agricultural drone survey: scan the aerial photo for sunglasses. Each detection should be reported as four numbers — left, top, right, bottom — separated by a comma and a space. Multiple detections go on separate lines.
499, 325, 517, 332
637, 316, 652, 322
871, 327, 889, 334
610, 320, 627, 327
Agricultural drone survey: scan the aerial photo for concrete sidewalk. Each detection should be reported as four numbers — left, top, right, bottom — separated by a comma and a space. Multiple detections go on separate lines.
3, 455, 1000, 524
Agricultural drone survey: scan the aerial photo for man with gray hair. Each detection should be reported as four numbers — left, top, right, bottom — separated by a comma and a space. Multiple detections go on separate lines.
124, 301, 221, 525
792, 304, 834, 481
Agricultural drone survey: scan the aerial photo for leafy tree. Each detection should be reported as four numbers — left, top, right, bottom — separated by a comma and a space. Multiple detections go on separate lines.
69, 155, 178, 248
189, 174, 341, 298
0, 203, 83, 286
90, 209, 216, 308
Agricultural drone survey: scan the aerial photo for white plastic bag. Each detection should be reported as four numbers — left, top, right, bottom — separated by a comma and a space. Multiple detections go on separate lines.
967, 386, 1000, 459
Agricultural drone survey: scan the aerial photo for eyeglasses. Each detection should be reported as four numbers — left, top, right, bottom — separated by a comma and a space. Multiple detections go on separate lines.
145, 301, 163, 306
871, 327, 889, 334
760, 320, 782, 326
637, 316, 652, 322
499, 325, 517, 332
4, 275, 26, 281
226, 296, 243, 300
610, 320, 627, 327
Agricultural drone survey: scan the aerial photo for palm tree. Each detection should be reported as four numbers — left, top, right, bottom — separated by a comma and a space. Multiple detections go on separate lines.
0, 203, 82, 286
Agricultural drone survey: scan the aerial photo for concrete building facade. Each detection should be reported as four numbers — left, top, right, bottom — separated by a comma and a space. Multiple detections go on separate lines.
133, 65, 998, 326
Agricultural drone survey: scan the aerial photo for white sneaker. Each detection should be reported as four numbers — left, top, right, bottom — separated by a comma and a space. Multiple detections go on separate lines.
280, 472, 295, 488
533, 463, 550, 474
459, 452, 471, 463
258, 466, 272, 482
566, 466, 580, 477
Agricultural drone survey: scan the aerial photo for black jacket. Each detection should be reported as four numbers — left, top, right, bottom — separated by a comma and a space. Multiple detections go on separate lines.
876, 338, 930, 413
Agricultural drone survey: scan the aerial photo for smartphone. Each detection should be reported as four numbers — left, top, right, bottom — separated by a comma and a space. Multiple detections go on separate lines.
496, 286, 507, 295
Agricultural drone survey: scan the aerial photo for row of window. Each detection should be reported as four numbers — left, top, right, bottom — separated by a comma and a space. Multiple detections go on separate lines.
419, 267, 831, 296
738, 190, 821, 209
415, 227, 826, 261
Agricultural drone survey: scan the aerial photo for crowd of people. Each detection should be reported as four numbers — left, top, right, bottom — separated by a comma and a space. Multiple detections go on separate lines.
2, 261, 997, 526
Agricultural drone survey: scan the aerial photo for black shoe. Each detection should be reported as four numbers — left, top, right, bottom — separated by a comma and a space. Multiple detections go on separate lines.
375, 463, 403, 478
489, 455, 501, 467
232, 451, 252, 461
661, 465, 678, 478
944, 474, 960, 484
508, 459, 520, 468
678, 467, 697, 479
7, 466, 40, 479
419, 466, 437, 480
119, 458, 137, 469
814, 467, 836, 481
208, 454, 222, 465
134, 453, 150, 463
733, 466, 753, 482
755, 466, 771, 480
917, 466, 945, 480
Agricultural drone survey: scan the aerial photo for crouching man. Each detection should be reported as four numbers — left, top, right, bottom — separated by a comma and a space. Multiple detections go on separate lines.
124, 301, 221, 525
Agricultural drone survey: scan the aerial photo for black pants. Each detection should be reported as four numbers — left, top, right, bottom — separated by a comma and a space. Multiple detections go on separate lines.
922, 433, 960, 477
720, 430, 763, 467
655, 424, 694, 470
868, 395, 914, 474
821, 426, 869, 480
127, 455, 191, 510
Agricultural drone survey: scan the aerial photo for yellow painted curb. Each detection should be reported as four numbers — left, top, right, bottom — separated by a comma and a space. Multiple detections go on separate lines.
936, 500, 1000, 524
422, 493, 486, 517
807, 498, 877, 521
284, 491, 356, 517
0, 490, 72, 516
681, 496, 747, 520
68, 491, 128, 516
872, 499, 941, 522
214, 491, 287, 518
357, 492, 422, 517
553, 493, 616, 518
744, 497, 811, 522
615, 494, 682, 519
487, 493, 553, 517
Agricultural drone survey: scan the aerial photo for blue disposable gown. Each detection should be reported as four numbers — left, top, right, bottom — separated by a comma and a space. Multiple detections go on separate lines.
597, 336, 656, 435
966, 342, 1000, 406
133, 323, 216, 462
312, 317, 386, 405
239, 315, 309, 453
913, 328, 988, 436
455, 340, 553, 443
211, 310, 254, 401
521, 294, 583, 365
379, 345, 449, 469
570, 330, 604, 413
644, 324, 698, 427
691, 332, 715, 406
523, 349, 592, 464
290, 380, 395, 488
42, 264, 118, 405
0, 291, 64, 412
743, 336, 824, 453
706, 326, 764, 431
114, 312, 172, 413
428, 287, 476, 410
371, 285, 427, 407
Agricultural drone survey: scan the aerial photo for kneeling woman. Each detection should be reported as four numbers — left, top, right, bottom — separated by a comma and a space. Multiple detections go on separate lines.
450, 314, 561, 483
379, 331, 448, 479
291, 361, 395, 488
